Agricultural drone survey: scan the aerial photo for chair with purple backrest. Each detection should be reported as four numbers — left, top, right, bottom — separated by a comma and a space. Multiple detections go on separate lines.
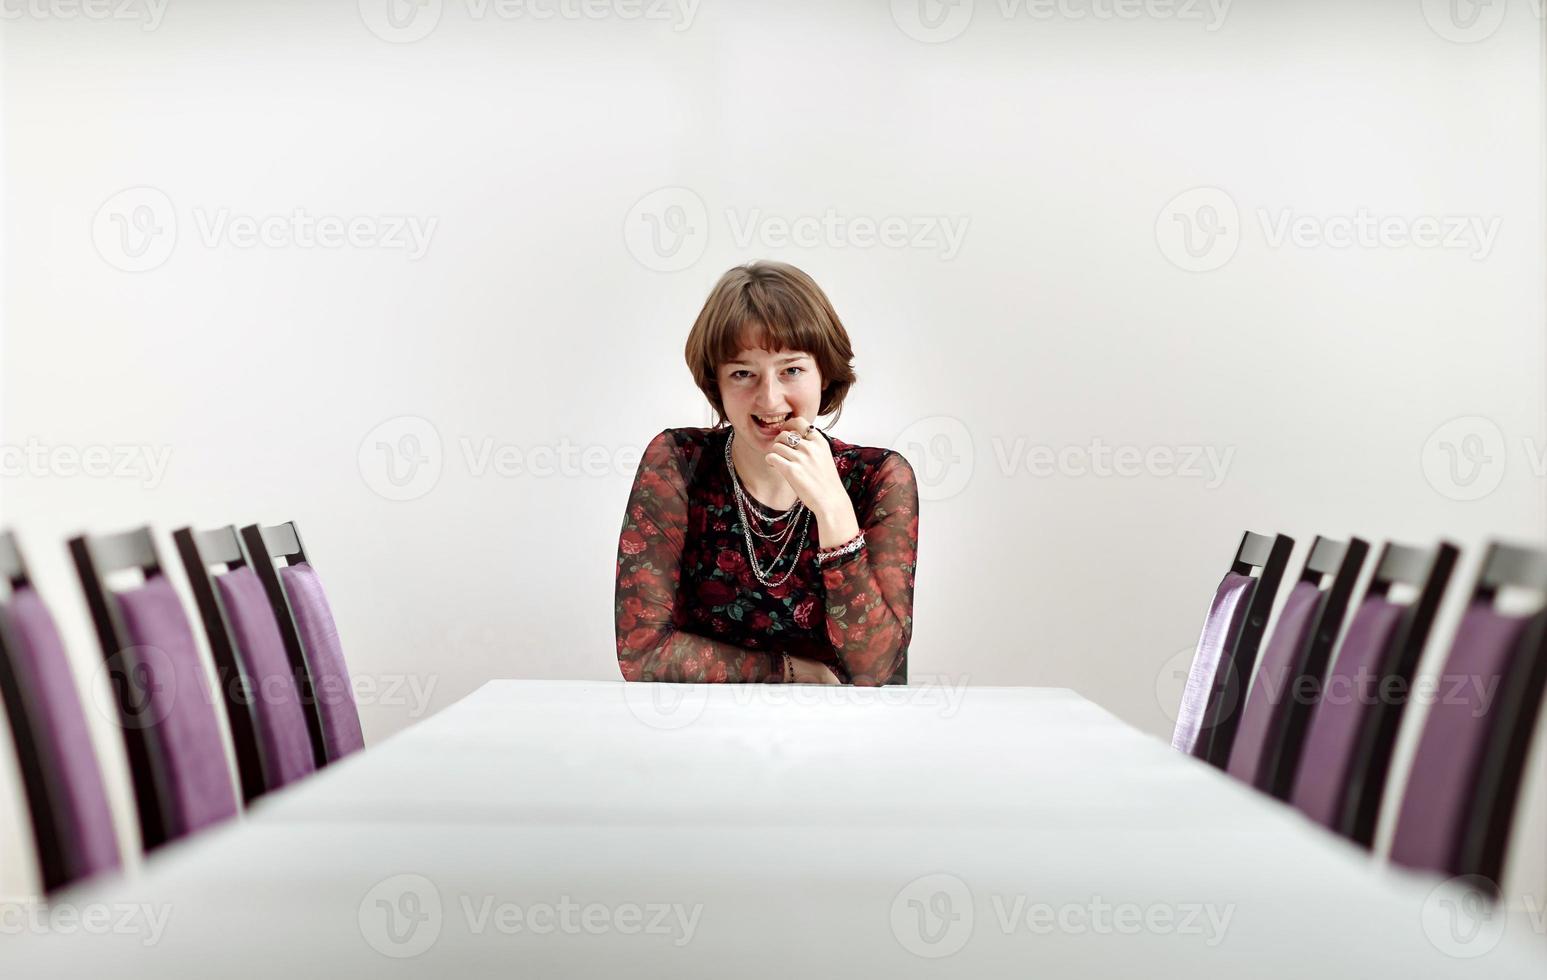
240, 522, 364, 764
69, 526, 239, 852
1387, 542, 1547, 893
1172, 530, 1294, 769
1289, 540, 1458, 848
174, 525, 320, 803
1227, 536, 1370, 800
0, 530, 122, 893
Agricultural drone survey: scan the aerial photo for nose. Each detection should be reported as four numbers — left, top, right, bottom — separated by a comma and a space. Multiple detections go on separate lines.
755, 373, 784, 410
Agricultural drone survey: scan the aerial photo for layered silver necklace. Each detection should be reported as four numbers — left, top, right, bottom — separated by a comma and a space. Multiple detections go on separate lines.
724, 428, 811, 587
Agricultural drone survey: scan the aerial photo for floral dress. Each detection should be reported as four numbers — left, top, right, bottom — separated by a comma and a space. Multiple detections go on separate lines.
615, 425, 919, 685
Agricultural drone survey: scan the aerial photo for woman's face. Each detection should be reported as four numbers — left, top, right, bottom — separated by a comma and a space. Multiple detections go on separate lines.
718, 344, 823, 447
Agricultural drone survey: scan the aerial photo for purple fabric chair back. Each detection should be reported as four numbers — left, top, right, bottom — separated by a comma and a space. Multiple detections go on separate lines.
1387, 603, 1533, 875
1171, 571, 1256, 757
114, 576, 239, 840
1289, 596, 1406, 829
1227, 581, 1322, 785
2, 587, 121, 887
278, 562, 364, 760
215, 567, 317, 789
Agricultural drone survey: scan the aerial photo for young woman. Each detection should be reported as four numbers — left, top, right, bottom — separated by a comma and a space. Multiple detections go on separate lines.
614, 261, 919, 686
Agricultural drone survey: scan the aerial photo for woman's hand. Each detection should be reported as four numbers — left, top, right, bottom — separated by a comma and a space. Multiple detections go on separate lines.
789, 656, 841, 685
764, 416, 848, 518
765, 416, 862, 549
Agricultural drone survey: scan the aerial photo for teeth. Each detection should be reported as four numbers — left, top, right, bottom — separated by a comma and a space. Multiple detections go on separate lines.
756, 413, 789, 425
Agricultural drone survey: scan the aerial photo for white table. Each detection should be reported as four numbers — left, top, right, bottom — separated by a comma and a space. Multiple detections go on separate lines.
2, 680, 1544, 977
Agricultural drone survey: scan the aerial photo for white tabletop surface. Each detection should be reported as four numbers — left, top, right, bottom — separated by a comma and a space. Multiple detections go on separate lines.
2, 679, 1543, 978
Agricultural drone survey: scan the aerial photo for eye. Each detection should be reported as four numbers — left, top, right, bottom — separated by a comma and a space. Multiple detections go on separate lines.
729, 370, 751, 380
784, 366, 805, 377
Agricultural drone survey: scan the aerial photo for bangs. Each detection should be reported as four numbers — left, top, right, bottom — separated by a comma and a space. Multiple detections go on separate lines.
707, 284, 827, 370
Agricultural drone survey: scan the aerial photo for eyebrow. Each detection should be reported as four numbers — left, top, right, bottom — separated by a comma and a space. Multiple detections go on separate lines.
726, 354, 809, 366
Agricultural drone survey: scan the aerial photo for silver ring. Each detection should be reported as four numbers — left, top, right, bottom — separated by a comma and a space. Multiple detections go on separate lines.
783, 432, 801, 448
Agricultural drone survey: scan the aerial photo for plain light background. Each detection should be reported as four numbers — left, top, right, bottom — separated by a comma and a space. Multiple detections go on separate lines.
0, 0, 1544, 920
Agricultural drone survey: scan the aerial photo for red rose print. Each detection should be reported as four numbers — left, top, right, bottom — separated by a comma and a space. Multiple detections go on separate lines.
622, 597, 644, 616
619, 613, 637, 631
877, 566, 909, 596
717, 550, 745, 574
826, 617, 844, 647
793, 595, 817, 629
750, 611, 772, 630
698, 579, 736, 605
619, 530, 647, 555
625, 627, 658, 650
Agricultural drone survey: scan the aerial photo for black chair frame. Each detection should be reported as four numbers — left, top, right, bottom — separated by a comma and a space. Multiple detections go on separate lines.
1198, 530, 1294, 769
1457, 542, 1547, 889
68, 526, 182, 852
239, 522, 330, 766
0, 530, 75, 892
173, 524, 300, 805
1258, 535, 1371, 801
1335, 539, 1459, 847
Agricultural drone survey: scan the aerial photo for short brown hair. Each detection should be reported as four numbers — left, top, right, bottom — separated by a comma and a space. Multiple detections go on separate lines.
684, 261, 857, 428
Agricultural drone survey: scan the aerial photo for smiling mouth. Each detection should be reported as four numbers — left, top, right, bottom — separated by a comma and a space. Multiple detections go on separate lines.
753, 413, 791, 428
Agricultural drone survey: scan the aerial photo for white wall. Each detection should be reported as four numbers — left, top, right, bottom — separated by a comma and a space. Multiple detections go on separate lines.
1, 0, 1543, 912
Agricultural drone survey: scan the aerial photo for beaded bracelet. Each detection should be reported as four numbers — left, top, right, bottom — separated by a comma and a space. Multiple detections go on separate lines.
814, 529, 866, 567
781, 653, 794, 684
